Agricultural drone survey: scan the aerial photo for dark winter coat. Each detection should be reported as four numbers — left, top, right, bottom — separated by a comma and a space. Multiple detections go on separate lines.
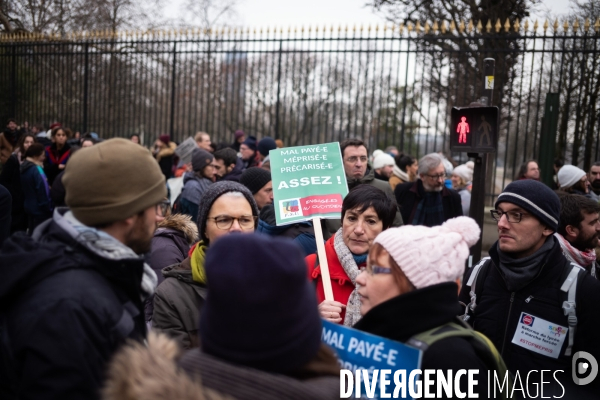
257, 204, 316, 256
152, 258, 207, 350
49, 170, 67, 207
354, 282, 494, 399
103, 332, 341, 400
394, 179, 463, 226
459, 238, 600, 398
179, 172, 212, 220
323, 167, 403, 237
44, 142, 71, 186
0, 128, 19, 164
20, 160, 52, 220
0, 209, 148, 400
0, 153, 26, 231
220, 157, 244, 182
0, 184, 11, 246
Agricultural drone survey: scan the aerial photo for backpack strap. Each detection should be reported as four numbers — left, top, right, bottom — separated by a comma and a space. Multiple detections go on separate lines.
407, 319, 511, 400
462, 256, 491, 322
560, 263, 583, 357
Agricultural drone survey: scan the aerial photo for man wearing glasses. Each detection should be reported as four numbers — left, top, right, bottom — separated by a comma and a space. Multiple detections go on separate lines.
459, 180, 600, 398
394, 152, 462, 227
0, 138, 167, 399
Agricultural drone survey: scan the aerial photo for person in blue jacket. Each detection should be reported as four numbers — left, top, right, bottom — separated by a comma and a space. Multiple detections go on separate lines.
20, 142, 53, 232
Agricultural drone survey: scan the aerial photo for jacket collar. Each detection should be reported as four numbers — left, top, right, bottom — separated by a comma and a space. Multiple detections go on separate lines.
353, 282, 462, 343
409, 179, 452, 198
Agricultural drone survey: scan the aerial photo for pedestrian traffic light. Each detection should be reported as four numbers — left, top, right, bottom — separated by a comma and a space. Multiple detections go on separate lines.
450, 106, 499, 153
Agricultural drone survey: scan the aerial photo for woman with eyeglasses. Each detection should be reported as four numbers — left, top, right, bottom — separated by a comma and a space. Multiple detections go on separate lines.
152, 182, 259, 349
306, 185, 397, 327
353, 217, 498, 398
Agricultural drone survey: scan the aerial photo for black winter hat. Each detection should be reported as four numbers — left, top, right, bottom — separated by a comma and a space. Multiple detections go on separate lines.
242, 135, 257, 151
257, 137, 277, 157
196, 181, 259, 244
495, 179, 560, 231
191, 148, 214, 172
199, 233, 322, 373
240, 167, 271, 194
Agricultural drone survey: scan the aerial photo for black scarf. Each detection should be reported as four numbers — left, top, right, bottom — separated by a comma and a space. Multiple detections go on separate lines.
496, 236, 555, 292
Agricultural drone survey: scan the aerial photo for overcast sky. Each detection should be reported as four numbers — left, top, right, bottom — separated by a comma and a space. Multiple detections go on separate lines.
164, 0, 572, 29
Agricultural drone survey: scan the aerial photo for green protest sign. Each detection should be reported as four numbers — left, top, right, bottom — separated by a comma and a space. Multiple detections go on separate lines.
270, 142, 349, 226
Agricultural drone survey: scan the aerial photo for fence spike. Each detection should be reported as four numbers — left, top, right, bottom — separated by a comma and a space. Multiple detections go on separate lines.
524, 19, 529, 33
573, 19, 579, 33
504, 18, 510, 33
563, 20, 569, 33
553, 19, 559, 32
415, 21, 420, 32
440, 20, 447, 34
485, 19, 492, 33
408, 21, 414, 32
476, 20, 482, 33
514, 19, 520, 33
399, 22, 405, 34
584, 19, 590, 32
449, 20, 456, 33
458, 20, 465, 33
595, 18, 600, 33
432, 21, 439, 33
424, 21, 430, 34
467, 19, 473, 33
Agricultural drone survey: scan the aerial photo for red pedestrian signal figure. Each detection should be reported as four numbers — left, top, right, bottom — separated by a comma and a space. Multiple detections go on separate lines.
456, 116, 470, 144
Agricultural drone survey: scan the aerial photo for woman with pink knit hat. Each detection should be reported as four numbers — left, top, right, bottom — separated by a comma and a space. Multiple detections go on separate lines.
353, 217, 500, 397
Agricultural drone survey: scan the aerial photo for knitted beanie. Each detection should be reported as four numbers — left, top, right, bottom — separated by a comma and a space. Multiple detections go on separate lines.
374, 216, 480, 289
196, 181, 259, 244
240, 167, 271, 194
242, 135, 257, 151
191, 148, 214, 172
372, 149, 384, 160
373, 153, 395, 170
63, 138, 166, 226
495, 179, 560, 231
234, 130, 245, 140
257, 137, 277, 157
200, 233, 322, 373
159, 134, 170, 145
452, 164, 473, 183
557, 165, 586, 190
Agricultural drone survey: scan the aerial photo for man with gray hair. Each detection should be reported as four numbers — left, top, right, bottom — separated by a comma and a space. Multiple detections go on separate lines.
394, 152, 462, 226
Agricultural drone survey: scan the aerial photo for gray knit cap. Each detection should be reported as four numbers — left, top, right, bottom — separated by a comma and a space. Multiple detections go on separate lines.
196, 181, 259, 245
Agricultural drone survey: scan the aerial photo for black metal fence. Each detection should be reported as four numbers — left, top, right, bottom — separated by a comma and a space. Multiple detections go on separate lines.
1, 20, 599, 200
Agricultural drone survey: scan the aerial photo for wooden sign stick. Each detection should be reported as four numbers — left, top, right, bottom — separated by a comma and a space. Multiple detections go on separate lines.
312, 216, 334, 301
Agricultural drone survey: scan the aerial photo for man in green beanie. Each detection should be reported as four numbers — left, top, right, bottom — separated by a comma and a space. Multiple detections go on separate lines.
0, 138, 167, 399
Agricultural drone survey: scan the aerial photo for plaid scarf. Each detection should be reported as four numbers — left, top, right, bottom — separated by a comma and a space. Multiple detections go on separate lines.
555, 233, 597, 269
412, 191, 444, 227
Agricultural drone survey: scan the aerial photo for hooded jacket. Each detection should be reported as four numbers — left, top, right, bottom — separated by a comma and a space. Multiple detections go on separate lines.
0, 209, 149, 400
459, 238, 600, 398
153, 257, 207, 350
220, 158, 244, 182
103, 332, 341, 400
20, 159, 52, 219
180, 172, 213, 219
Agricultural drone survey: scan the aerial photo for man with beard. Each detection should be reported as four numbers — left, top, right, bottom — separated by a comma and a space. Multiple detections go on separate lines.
395, 152, 462, 227
587, 162, 600, 202
0, 138, 166, 399
555, 192, 600, 278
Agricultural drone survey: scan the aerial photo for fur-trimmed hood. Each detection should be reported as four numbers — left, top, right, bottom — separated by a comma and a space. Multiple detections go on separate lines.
156, 213, 198, 245
103, 332, 228, 400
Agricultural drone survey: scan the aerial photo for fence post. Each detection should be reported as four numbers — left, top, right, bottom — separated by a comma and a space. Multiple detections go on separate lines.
170, 42, 178, 138
274, 39, 283, 139
538, 93, 560, 187
83, 42, 89, 133
10, 44, 17, 118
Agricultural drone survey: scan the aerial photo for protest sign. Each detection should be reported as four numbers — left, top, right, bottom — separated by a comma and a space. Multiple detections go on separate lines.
174, 137, 197, 164
322, 320, 422, 399
269, 142, 348, 226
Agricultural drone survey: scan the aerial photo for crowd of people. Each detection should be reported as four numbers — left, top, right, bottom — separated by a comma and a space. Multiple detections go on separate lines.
1, 117, 600, 399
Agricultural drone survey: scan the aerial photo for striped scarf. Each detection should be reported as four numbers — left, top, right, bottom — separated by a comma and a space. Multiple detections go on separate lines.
554, 233, 597, 268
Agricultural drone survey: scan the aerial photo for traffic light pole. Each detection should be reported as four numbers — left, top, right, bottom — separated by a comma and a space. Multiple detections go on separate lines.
468, 58, 495, 264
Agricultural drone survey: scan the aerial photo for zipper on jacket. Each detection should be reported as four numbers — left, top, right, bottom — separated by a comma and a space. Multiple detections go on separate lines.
501, 292, 516, 356
525, 296, 533, 303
